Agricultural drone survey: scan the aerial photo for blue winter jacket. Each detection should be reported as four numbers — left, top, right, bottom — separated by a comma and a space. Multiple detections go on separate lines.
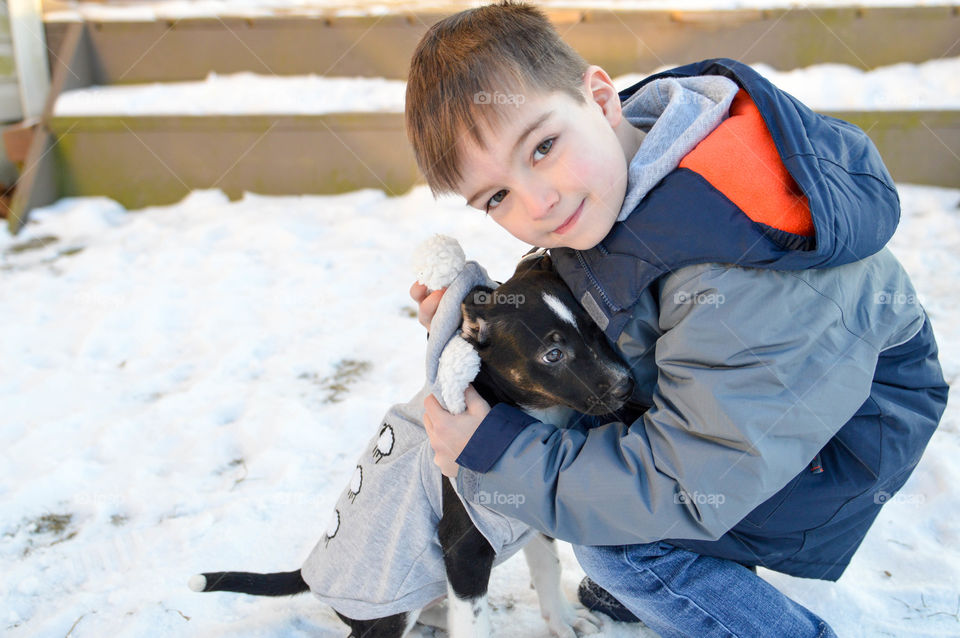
454, 59, 949, 581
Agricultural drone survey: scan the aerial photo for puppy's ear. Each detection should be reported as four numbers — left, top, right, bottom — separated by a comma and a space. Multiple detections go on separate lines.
512, 252, 553, 278
461, 286, 494, 346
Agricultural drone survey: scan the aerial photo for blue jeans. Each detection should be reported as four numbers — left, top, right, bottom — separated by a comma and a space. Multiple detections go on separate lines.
574, 542, 838, 638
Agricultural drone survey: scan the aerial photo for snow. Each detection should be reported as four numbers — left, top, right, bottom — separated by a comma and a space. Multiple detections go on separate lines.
615, 57, 960, 110
9, 6, 960, 632
1, 181, 958, 638
52, 74, 408, 117
52, 56, 960, 116
41, 0, 960, 22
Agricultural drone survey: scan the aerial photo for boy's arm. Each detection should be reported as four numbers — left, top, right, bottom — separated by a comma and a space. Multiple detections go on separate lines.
454, 264, 896, 545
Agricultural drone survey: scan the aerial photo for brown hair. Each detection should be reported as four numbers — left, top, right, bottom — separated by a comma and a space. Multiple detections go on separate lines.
405, 1, 588, 196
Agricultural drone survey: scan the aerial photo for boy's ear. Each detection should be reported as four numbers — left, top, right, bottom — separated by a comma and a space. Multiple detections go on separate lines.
461, 286, 495, 346
583, 65, 622, 126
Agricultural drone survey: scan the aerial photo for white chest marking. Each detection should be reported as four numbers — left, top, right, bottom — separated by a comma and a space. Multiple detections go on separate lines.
542, 293, 578, 330
447, 584, 491, 637
520, 405, 574, 427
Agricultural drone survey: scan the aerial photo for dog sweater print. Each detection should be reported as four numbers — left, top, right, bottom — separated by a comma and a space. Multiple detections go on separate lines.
302, 245, 536, 619
301, 386, 533, 619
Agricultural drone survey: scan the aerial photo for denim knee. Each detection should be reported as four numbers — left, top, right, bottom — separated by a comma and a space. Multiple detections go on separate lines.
572, 543, 618, 579
574, 542, 668, 583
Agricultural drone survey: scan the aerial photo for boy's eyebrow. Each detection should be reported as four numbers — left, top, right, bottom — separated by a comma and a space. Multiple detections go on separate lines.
465, 110, 554, 208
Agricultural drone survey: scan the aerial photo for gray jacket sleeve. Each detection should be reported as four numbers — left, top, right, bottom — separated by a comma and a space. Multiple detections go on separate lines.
456, 258, 920, 545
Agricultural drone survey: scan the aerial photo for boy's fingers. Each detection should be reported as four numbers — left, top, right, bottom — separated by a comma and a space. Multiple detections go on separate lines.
463, 384, 489, 414
423, 411, 433, 434
424, 393, 444, 423
409, 281, 428, 303
418, 288, 446, 330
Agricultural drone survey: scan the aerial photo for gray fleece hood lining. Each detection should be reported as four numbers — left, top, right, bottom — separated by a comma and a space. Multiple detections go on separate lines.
617, 76, 739, 221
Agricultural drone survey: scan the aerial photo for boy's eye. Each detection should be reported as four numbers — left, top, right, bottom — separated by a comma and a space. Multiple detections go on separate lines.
486, 189, 508, 211
533, 138, 555, 161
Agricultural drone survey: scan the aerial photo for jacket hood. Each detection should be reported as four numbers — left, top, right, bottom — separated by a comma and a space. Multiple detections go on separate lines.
618, 58, 900, 269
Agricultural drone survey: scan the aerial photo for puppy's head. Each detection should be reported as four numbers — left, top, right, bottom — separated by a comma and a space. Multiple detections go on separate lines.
461, 254, 633, 416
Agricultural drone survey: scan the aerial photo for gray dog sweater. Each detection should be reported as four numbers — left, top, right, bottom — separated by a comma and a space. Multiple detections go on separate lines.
301, 253, 536, 621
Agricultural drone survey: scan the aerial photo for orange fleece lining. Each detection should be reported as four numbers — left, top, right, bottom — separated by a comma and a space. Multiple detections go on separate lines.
679, 90, 814, 237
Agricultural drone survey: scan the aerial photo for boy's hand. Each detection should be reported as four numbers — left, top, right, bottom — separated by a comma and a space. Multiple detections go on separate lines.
423, 385, 490, 478
409, 282, 447, 331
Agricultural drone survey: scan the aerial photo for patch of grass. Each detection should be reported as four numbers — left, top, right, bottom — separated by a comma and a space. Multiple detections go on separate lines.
6, 235, 58, 254
32, 513, 72, 536
300, 359, 373, 404
110, 514, 128, 527
1, 236, 84, 273
20, 512, 78, 555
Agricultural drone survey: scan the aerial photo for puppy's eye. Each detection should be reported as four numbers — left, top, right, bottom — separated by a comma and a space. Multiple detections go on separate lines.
542, 348, 564, 364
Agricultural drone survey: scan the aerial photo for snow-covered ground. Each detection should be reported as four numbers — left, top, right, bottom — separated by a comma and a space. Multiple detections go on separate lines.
40, 0, 960, 21
1, 182, 958, 638
52, 56, 960, 116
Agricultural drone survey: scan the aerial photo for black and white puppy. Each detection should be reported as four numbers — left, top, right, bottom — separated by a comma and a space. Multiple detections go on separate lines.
190, 254, 636, 638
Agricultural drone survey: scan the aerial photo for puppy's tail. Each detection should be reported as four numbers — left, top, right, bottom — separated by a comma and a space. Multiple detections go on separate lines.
189, 569, 309, 597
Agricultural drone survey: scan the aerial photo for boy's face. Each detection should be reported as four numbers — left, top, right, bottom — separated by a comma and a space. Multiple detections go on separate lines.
454, 66, 641, 250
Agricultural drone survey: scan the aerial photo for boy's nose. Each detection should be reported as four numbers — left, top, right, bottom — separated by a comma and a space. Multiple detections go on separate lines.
523, 186, 559, 221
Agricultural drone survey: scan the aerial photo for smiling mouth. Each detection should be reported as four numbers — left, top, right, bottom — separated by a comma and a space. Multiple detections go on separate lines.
553, 199, 584, 235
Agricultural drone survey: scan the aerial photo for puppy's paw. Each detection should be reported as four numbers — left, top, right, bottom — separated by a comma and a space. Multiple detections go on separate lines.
544, 600, 602, 637
569, 606, 603, 636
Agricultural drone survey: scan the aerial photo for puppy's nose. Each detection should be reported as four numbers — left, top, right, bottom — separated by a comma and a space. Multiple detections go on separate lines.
610, 377, 634, 402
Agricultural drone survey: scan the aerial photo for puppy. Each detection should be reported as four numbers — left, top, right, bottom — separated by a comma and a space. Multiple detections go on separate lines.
191, 254, 635, 637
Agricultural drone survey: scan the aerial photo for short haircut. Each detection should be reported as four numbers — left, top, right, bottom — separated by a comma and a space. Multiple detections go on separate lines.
405, 1, 588, 196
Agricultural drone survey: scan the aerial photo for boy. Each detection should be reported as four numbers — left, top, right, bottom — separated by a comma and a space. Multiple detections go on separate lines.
409, 3, 948, 637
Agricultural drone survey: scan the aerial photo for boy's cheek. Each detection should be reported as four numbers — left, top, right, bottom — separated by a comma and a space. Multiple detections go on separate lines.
490, 215, 550, 248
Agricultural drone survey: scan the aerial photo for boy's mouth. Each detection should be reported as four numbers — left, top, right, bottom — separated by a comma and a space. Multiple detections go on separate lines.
553, 199, 584, 235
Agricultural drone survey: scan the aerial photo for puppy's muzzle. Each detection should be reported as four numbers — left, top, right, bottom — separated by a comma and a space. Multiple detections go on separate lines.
598, 375, 634, 400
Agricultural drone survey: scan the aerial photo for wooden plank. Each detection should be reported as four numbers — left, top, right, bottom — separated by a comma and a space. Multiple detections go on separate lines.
46, 112, 421, 209
822, 109, 960, 189
562, 6, 960, 77
6, 127, 55, 231
49, 14, 426, 83
42, 6, 960, 84
7, 21, 95, 233
42, 21, 104, 116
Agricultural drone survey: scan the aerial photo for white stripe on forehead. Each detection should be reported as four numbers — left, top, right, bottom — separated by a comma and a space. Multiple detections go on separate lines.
542, 292, 578, 329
